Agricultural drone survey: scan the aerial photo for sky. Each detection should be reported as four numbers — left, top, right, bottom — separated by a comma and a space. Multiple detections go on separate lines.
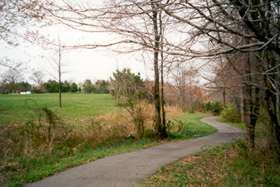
0, 0, 210, 85
0, 24, 153, 83
0, 0, 155, 84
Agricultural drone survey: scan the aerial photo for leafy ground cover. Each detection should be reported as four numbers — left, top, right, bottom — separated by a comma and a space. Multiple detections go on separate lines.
144, 141, 280, 186
144, 116, 280, 186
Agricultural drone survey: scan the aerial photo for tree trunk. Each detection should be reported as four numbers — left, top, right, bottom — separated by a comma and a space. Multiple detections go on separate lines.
242, 52, 260, 149
240, 88, 245, 122
181, 73, 187, 112
265, 90, 280, 154
189, 75, 193, 112
159, 9, 167, 135
264, 52, 280, 155
243, 81, 256, 149
222, 87, 226, 107
151, 1, 162, 137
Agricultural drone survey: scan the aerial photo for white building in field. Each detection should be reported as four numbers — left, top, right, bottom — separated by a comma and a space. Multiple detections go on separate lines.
20, 91, 32, 95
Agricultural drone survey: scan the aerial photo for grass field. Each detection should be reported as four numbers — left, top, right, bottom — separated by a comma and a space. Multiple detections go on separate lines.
1, 112, 216, 186
0, 93, 217, 186
219, 117, 246, 129
168, 113, 217, 140
0, 93, 117, 125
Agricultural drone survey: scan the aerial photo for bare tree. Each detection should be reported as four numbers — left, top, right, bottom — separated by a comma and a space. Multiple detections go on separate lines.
159, 0, 280, 150
39, 0, 280, 147
30, 70, 44, 86
1, 66, 23, 84
0, 62, 25, 93
44, 38, 65, 108
57, 39, 62, 108
172, 63, 199, 112
44, 0, 173, 138
0, 0, 45, 45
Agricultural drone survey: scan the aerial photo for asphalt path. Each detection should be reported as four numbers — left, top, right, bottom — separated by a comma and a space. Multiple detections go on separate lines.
26, 116, 244, 187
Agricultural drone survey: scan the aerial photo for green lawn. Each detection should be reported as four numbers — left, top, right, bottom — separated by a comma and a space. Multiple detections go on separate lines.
0, 93, 117, 125
0, 93, 217, 186
168, 113, 217, 139
219, 117, 246, 129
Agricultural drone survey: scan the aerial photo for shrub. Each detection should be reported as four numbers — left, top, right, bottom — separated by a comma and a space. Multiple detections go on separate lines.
204, 101, 223, 115
220, 104, 241, 123
144, 129, 157, 138
125, 101, 152, 139
166, 119, 189, 139
190, 100, 204, 113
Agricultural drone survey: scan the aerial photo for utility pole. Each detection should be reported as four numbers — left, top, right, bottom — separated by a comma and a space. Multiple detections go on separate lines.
58, 38, 62, 108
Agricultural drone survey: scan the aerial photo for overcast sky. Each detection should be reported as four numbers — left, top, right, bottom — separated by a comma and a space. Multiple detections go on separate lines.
0, 0, 210, 85
0, 0, 156, 84
0, 25, 154, 83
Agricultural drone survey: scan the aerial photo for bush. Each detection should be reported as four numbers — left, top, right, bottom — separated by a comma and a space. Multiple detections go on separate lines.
125, 101, 149, 139
204, 101, 223, 115
190, 100, 204, 113
144, 129, 157, 138
220, 104, 241, 123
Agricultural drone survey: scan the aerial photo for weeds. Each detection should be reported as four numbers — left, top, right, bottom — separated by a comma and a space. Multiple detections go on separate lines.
203, 101, 223, 115
166, 114, 216, 139
0, 102, 212, 186
125, 101, 148, 139
220, 104, 241, 123
0, 106, 131, 186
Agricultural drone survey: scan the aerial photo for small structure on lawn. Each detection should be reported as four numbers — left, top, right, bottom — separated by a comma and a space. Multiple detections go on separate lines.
20, 91, 32, 95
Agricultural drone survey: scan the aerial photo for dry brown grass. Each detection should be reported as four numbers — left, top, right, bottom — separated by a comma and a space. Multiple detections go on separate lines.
94, 102, 183, 136
91, 102, 184, 142
0, 103, 183, 181
0, 102, 184, 186
0, 102, 183, 160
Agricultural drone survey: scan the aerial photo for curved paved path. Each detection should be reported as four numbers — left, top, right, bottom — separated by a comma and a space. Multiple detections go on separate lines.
26, 117, 244, 187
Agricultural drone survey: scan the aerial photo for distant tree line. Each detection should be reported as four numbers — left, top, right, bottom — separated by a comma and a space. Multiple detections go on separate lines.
81, 79, 110, 94
0, 82, 32, 94
42, 80, 80, 93
0, 79, 110, 94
